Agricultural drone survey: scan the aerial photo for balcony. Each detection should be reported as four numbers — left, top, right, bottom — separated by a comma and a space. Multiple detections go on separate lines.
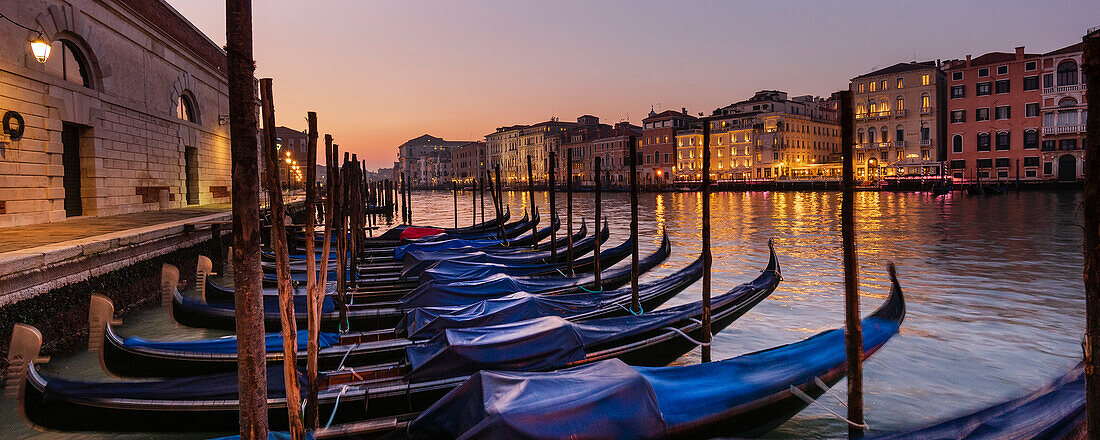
1043, 84, 1084, 94
873, 111, 891, 119
893, 109, 906, 117
877, 142, 892, 149
855, 113, 868, 120
920, 107, 932, 115
919, 139, 931, 147
895, 140, 905, 148
1043, 124, 1085, 135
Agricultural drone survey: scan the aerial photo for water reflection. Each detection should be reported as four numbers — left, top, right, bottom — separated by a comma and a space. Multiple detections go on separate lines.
0, 189, 1085, 439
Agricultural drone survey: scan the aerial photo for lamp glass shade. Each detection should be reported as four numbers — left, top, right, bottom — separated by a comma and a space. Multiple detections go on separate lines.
30, 36, 51, 63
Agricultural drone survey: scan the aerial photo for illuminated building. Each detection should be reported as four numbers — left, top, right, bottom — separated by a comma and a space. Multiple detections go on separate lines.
641, 108, 696, 187
0, 0, 232, 227
943, 47, 1043, 182
1038, 40, 1087, 181
850, 62, 948, 180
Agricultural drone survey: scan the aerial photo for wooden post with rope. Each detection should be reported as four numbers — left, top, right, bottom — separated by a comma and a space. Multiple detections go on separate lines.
225, 0, 267, 436
593, 156, 603, 291
839, 89, 865, 438
1081, 28, 1099, 440
258, 78, 305, 440
628, 134, 640, 313
701, 120, 712, 363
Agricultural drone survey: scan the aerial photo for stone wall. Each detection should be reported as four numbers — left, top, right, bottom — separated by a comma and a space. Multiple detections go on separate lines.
0, 0, 231, 228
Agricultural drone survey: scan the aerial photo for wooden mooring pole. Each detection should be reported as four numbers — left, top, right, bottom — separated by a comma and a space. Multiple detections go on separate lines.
471, 177, 476, 226
258, 78, 305, 440
453, 180, 459, 228
225, 0, 267, 437
1082, 28, 1100, 440
310, 133, 334, 429
593, 156, 602, 290
628, 134, 640, 313
302, 114, 320, 429
336, 152, 349, 329
701, 120, 712, 363
527, 155, 536, 227
494, 165, 506, 239
839, 89, 865, 438
548, 151, 557, 260
566, 148, 574, 272
479, 175, 486, 224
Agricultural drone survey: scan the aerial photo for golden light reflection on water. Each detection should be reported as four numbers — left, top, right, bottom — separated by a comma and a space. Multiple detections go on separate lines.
9, 189, 1087, 439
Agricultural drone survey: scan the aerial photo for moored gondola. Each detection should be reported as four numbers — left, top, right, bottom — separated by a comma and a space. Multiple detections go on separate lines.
18, 240, 779, 431
172, 233, 672, 331
95, 249, 712, 377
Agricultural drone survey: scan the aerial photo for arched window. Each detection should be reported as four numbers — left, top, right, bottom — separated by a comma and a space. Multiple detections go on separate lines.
896, 96, 904, 111
868, 127, 876, 143
920, 93, 931, 110
1057, 60, 1078, 86
881, 126, 889, 142
43, 39, 92, 89
177, 94, 196, 122
857, 129, 864, 144
952, 134, 963, 153
1058, 97, 1078, 107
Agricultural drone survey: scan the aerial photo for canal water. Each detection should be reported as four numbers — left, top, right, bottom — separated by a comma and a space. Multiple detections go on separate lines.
0, 189, 1085, 439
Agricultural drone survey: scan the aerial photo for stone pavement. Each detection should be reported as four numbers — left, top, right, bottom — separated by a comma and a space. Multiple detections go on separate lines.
0, 204, 230, 254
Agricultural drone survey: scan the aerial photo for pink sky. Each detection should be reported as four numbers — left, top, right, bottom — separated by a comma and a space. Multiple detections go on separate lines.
166, 0, 1098, 170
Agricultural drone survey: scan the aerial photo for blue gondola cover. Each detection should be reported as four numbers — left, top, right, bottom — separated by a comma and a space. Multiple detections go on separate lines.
123, 330, 341, 354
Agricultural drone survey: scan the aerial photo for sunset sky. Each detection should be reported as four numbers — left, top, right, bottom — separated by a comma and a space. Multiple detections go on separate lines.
166, 0, 1098, 170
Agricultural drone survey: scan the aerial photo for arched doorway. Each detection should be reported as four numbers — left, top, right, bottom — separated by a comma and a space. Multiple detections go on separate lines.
1058, 155, 1077, 181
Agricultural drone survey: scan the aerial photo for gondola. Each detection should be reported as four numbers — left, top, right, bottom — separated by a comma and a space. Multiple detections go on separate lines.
406, 265, 904, 439
172, 233, 672, 331
208, 223, 615, 306
95, 251, 709, 377
290, 207, 524, 252
264, 212, 557, 277
984, 183, 1007, 195
868, 361, 1083, 440
18, 241, 779, 431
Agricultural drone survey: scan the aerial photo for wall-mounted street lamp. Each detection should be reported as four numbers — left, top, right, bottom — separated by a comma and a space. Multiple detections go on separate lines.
1, 13, 51, 63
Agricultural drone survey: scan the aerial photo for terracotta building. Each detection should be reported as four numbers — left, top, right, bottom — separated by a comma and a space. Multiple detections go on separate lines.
640, 109, 696, 187
0, 0, 232, 227
851, 62, 948, 180
589, 122, 642, 187
1039, 41, 1087, 181
562, 116, 613, 187
943, 47, 1044, 182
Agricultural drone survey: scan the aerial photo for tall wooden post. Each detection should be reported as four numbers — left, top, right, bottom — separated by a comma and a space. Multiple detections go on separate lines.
548, 151, 557, 260
259, 78, 305, 440
628, 135, 640, 312
310, 133, 335, 429
1081, 29, 1100, 440
225, 1, 267, 437
453, 180, 459, 228
479, 175, 486, 224
701, 120, 713, 363
336, 153, 348, 328
566, 148, 575, 272
494, 165, 506, 239
303, 114, 320, 429
527, 155, 536, 228
471, 177, 477, 226
399, 172, 406, 223
839, 90, 865, 438
593, 156, 602, 290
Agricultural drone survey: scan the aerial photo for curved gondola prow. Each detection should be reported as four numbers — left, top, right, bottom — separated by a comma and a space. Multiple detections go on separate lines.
88, 294, 116, 353
869, 262, 906, 326
4, 323, 43, 399
161, 263, 179, 313
765, 238, 781, 280
195, 256, 213, 303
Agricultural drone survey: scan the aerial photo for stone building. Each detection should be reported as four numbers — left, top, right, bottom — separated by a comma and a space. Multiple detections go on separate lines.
561, 116, 613, 187
451, 141, 485, 185
486, 118, 579, 186
641, 108, 695, 186
1039, 41, 1087, 181
589, 122, 641, 187
851, 62, 948, 181
943, 48, 1044, 182
396, 134, 469, 186
675, 91, 840, 181
0, 0, 232, 227
259, 126, 312, 187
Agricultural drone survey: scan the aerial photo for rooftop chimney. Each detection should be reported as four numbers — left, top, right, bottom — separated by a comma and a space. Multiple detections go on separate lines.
1015, 46, 1025, 60
682, 107, 687, 115
965, 54, 971, 67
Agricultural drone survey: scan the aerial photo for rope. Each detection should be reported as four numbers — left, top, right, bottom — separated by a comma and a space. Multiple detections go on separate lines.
661, 326, 710, 347
325, 385, 349, 429
338, 365, 364, 382
614, 302, 643, 316
579, 285, 603, 293
336, 343, 355, 370
788, 383, 869, 429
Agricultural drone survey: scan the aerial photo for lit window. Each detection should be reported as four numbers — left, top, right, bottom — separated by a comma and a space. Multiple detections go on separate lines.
897, 78, 904, 88
921, 74, 930, 85
921, 95, 930, 109
896, 97, 904, 111
869, 81, 877, 92
177, 94, 196, 122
